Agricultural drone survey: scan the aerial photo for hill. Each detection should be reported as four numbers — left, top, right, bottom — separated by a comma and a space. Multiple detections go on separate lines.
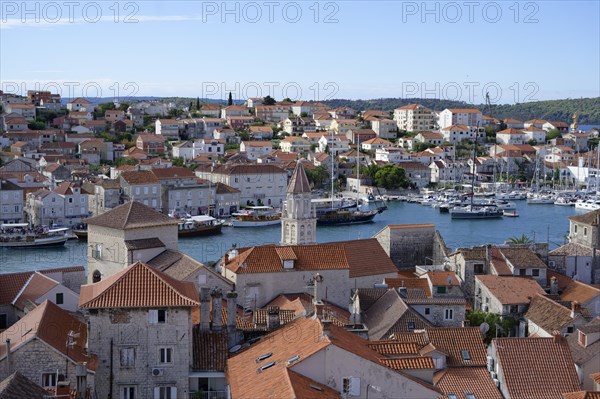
322, 97, 600, 124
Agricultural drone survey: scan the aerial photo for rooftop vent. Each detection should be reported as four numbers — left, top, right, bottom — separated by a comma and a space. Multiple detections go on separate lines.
257, 361, 276, 373
256, 352, 272, 363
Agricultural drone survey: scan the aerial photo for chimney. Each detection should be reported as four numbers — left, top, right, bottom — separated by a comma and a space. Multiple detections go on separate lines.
200, 287, 211, 331
485, 244, 492, 270
571, 301, 581, 318
211, 288, 223, 331
313, 273, 324, 304
550, 276, 559, 295
76, 363, 87, 399
223, 253, 229, 264
321, 319, 333, 338
267, 307, 281, 330
5, 339, 11, 375
226, 290, 239, 348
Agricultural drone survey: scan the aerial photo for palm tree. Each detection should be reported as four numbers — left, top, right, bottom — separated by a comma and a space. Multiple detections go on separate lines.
506, 234, 533, 244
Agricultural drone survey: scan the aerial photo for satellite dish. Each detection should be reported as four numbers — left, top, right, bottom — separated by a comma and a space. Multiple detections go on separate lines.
480, 322, 490, 334
229, 345, 242, 353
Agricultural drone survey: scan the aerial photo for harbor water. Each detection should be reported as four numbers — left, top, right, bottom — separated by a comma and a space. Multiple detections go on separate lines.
0, 200, 582, 274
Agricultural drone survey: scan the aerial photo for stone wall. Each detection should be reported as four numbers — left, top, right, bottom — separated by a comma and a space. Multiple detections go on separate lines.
87, 307, 192, 399
374, 225, 436, 269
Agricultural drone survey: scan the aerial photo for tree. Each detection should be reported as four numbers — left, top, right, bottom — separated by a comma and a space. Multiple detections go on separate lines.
172, 157, 185, 167
28, 121, 46, 130
373, 164, 410, 189
305, 166, 329, 188
228, 92, 233, 106
466, 310, 515, 344
527, 139, 538, 146
282, 97, 293, 102
115, 157, 138, 167
300, 112, 308, 117
547, 129, 561, 141
196, 97, 200, 110
168, 108, 183, 118
263, 95, 276, 106
506, 234, 533, 244
412, 142, 436, 153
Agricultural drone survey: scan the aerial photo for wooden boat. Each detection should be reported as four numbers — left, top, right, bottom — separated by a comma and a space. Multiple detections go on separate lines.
72, 223, 88, 240
177, 215, 223, 237
231, 206, 281, 227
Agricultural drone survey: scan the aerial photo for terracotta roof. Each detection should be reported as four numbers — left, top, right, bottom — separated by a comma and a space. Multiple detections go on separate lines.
226, 239, 396, 278
591, 372, 600, 384
550, 242, 594, 257
498, 128, 525, 135
426, 271, 460, 286
119, 170, 160, 184
569, 210, 600, 226
191, 328, 228, 371
525, 294, 575, 334
85, 201, 178, 230
0, 301, 97, 371
0, 372, 49, 399
287, 370, 341, 399
150, 166, 195, 180
367, 340, 421, 356
12, 272, 59, 310
381, 356, 435, 370
493, 337, 581, 399
79, 261, 199, 309
364, 289, 432, 340
500, 247, 547, 269
124, 237, 165, 250
287, 162, 311, 194
425, 327, 488, 367
446, 108, 481, 114
561, 280, 600, 304
567, 318, 600, 365
490, 247, 512, 276
476, 275, 545, 305
435, 367, 503, 399
147, 249, 215, 283
562, 392, 600, 399
0, 267, 84, 305
385, 277, 432, 297
215, 182, 240, 194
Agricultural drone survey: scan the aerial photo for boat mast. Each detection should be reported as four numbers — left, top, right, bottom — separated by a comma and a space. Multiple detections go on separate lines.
331, 128, 335, 205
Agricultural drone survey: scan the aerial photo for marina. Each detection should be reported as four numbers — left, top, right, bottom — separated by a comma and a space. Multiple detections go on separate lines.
0, 198, 581, 273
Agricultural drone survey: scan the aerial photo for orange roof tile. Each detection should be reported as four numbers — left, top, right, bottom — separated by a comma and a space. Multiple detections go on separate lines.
435, 367, 503, 399
561, 280, 600, 304
79, 261, 199, 309
381, 356, 434, 370
12, 272, 59, 310
494, 337, 581, 399
0, 301, 97, 371
476, 275, 545, 305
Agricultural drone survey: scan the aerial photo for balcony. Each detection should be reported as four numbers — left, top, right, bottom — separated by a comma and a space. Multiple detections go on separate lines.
189, 391, 228, 399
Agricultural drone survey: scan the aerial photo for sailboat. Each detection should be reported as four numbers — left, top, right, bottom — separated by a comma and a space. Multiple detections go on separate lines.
527, 156, 555, 204
316, 133, 382, 225
450, 149, 503, 219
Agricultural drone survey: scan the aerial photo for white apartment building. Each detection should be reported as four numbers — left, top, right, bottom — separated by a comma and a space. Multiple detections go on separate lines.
437, 108, 483, 130
155, 119, 181, 138
393, 104, 436, 132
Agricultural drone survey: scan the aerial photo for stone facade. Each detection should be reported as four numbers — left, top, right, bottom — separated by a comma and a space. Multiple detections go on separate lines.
0, 339, 95, 391
86, 308, 191, 399
281, 184, 316, 246
87, 224, 178, 283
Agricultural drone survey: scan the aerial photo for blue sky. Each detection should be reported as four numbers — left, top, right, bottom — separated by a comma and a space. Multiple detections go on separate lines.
1, 1, 599, 103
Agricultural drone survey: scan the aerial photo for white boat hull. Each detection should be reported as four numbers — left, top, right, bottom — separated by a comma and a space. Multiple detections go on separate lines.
0, 236, 69, 248
231, 219, 281, 227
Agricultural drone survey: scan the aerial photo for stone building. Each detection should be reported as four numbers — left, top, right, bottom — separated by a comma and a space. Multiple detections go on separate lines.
374, 224, 449, 270
281, 162, 316, 246
0, 301, 96, 392
85, 201, 178, 284
79, 261, 199, 399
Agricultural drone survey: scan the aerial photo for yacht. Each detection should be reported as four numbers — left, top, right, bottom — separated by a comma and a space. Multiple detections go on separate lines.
176, 215, 224, 237
575, 198, 600, 211
231, 206, 281, 227
450, 205, 503, 219
0, 224, 70, 248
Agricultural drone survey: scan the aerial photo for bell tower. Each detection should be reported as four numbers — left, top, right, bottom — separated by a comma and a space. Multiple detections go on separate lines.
281, 162, 316, 246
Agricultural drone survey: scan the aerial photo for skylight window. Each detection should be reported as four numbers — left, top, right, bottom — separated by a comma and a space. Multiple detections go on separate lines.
465, 394, 477, 399
257, 361, 276, 373
461, 350, 471, 361
286, 355, 300, 365
256, 352, 273, 363
309, 385, 323, 392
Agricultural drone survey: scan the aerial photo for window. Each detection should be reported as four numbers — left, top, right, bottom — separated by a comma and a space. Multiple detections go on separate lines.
120, 347, 135, 367
135, 187, 140, 195
461, 350, 471, 361
510, 305, 518, 313
154, 386, 176, 399
424, 308, 431, 315
437, 286, 447, 294
121, 386, 136, 399
407, 322, 416, 330
474, 263, 484, 274
159, 347, 173, 364
532, 269, 539, 277
144, 187, 149, 195
55, 293, 64, 305
519, 268, 526, 276
41, 373, 57, 387
0, 313, 7, 329
584, 227, 588, 236
567, 326, 574, 334
148, 309, 167, 324
444, 309, 454, 320
152, 186, 157, 194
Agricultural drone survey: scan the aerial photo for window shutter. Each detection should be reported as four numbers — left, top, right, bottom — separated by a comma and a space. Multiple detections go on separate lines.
153, 387, 160, 399
148, 310, 158, 324
171, 387, 177, 399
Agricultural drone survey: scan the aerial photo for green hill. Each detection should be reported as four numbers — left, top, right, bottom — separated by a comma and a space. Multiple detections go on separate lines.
322, 97, 600, 124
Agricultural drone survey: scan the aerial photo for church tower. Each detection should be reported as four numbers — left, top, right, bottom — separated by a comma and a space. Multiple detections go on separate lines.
281, 162, 317, 246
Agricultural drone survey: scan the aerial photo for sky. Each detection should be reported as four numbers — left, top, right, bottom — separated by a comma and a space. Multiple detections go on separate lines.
1, 1, 599, 104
